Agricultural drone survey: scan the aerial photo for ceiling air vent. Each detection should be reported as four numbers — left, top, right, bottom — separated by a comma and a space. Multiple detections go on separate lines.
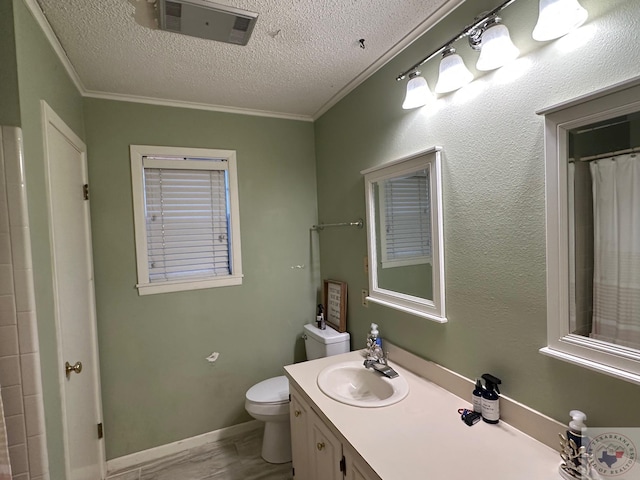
157, 0, 258, 46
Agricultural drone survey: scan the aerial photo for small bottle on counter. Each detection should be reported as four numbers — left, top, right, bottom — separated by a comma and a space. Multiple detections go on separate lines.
559, 410, 591, 479
472, 378, 484, 413
316, 304, 326, 330
367, 323, 382, 348
481, 373, 502, 424
566, 410, 587, 449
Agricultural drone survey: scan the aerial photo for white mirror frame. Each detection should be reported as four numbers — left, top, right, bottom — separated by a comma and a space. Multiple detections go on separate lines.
362, 147, 447, 323
538, 76, 640, 385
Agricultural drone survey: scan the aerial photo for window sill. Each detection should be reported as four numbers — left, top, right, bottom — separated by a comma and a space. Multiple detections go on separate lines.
136, 275, 243, 295
539, 346, 640, 386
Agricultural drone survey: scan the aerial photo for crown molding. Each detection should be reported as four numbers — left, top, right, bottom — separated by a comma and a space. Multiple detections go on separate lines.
22, 0, 86, 95
311, 0, 465, 120
83, 90, 313, 122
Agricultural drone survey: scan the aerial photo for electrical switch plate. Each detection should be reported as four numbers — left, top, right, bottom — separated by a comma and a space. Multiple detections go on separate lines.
361, 289, 369, 307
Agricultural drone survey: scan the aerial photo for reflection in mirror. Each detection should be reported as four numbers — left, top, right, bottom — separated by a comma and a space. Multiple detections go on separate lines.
568, 113, 640, 349
362, 147, 445, 322
374, 169, 433, 300
540, 77, 640, 385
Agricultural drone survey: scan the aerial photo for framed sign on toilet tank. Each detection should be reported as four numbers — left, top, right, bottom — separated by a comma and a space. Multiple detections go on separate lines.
324, 279, 347, 332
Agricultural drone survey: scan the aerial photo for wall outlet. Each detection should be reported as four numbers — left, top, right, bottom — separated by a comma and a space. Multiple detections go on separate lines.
361, 289, 369, 307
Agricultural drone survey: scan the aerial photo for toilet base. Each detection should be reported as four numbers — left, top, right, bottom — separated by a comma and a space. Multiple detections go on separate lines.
261, 420, 292, 464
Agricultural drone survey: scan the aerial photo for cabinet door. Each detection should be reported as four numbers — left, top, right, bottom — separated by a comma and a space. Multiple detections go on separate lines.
309, 411, 343, 480
290, 390, 311, 480
344, 445, 381, 480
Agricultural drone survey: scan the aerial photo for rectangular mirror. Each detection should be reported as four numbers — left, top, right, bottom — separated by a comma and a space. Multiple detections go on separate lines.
540, 77, 640, 385
362, 147, 446, 322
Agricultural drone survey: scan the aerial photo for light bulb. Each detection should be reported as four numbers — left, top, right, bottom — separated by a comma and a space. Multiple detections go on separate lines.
435, 50, 474, 94
402, 74, 432, 110
533, 0, 588, 41
476, 23, 520, 71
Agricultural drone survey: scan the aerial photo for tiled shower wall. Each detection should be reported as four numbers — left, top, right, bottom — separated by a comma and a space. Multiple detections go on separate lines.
0, 126, 49, 480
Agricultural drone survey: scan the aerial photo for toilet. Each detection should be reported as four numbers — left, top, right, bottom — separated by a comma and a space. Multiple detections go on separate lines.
245, 322, 350, 463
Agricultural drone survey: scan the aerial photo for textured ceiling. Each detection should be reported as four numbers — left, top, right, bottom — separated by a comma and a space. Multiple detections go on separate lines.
34, 0, 457, 119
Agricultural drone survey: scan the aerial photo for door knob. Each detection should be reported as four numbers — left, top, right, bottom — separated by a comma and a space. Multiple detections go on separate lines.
65, 361, 82, 379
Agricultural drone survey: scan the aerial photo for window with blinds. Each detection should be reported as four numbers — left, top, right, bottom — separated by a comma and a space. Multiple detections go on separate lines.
144, 166, 231, 282
130, 146, 243, 295
380, 169, 432, 268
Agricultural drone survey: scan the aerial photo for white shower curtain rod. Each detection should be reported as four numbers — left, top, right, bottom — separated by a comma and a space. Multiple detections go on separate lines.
572, 146, 640, 163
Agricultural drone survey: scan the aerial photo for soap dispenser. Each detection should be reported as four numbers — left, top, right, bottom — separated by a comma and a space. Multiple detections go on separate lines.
559, 410, 591, 480
566, 410, 587, 449
480, 373, 502, 424
367, 323, 382, 348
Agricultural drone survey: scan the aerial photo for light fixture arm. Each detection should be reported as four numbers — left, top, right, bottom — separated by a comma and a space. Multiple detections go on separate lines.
468, 15, 501, 51
396, 0, 518, 81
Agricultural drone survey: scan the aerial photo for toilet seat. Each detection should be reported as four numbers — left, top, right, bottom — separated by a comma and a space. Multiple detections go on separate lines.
246, 375, 289, 405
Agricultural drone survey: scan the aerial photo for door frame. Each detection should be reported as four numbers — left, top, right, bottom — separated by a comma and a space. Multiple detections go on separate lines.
41, 100, 106, 478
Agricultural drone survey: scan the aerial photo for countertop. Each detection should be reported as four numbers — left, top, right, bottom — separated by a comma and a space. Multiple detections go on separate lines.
284, 350, 560, 480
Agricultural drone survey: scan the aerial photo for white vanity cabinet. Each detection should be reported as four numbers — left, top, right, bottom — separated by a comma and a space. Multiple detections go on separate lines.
290, 385, 380, 480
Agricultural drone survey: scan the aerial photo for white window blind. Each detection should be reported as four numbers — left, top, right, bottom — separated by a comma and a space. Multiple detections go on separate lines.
381, 171, 431, 267
144, 165, 231, 283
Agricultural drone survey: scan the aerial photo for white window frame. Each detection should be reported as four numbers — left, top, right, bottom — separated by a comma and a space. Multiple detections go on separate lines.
538, 76, 640, 385
379, 172, 432, 269
130, 145, 243, 295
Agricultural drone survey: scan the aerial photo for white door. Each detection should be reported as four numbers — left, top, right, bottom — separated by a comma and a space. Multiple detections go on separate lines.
42, 101, 105, 479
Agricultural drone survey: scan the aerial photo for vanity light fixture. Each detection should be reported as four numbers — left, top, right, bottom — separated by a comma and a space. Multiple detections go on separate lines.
471, 17, 520, 71
434, 47, 474, 94
402, 71, 433, 110
396, 0, 588, 107
532, 0, 588, 41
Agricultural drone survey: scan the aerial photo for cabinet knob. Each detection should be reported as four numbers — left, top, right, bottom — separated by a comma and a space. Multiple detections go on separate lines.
317, 442, 325, 451
294, 410, 301, 417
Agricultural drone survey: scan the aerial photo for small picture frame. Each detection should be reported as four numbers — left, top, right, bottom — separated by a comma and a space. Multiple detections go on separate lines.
323, 280, 347, 332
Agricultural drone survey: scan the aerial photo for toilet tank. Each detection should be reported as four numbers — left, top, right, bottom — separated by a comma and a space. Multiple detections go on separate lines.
303, 323, 350, 360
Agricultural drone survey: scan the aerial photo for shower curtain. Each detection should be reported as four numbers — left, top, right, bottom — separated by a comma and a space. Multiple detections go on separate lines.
590, 154, 640, 348
0, 387, 11, 480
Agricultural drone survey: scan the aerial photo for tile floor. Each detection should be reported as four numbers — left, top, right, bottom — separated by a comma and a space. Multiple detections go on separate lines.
106, 428, 292, 480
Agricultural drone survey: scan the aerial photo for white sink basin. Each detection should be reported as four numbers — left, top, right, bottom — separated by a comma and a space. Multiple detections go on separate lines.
317, 360, 409, 407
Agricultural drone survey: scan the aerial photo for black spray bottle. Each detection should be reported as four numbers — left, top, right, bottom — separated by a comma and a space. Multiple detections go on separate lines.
316, 304, 326, 330
472, 379, 484, 413
481, 373, 502, 424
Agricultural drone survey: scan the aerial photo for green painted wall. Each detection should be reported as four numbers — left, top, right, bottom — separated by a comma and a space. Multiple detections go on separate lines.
0, 0, 20, 126
83, 98, 318, 459
12, 0, 86, 477
8, 0, 640, 472
315, 0, 640, 428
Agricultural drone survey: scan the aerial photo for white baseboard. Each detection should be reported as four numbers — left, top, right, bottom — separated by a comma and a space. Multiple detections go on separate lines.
106, 420, 261, 474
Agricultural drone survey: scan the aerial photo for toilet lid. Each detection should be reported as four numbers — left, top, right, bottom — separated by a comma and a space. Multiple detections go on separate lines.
246, 375, 289, 404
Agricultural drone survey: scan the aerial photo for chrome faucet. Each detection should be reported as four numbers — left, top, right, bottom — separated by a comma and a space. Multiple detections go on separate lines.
364, 341, 398, 378
366, 337, 386, 364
